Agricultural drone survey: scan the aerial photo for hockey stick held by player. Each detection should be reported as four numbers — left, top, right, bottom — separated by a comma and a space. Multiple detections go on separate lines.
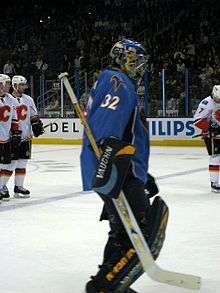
59, 39, 201, 292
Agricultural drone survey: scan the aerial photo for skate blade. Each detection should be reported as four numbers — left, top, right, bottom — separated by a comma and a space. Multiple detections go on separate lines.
2, 197, 10, 201
14, 193, 30, 199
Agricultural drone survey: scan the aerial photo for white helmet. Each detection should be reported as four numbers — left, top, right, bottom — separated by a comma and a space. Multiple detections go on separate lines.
212, 85, 220, 103
0, 74, 11, 85
12, 75, 27, 86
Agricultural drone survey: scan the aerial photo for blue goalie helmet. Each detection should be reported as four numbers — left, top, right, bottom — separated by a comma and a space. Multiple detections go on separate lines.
110, 39, 147, 80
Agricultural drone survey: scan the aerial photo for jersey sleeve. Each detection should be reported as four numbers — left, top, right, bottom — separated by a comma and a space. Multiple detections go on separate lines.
193, 98, 211, 121
193, 98, 212, 132
88, 73, 137, 142
29, 96, 38, 117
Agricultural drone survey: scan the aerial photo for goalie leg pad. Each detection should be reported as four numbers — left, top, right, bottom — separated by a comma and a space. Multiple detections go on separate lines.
148, 196, 169, 259
114, 196, 169, 292
87, 196, 169, 292
93, 138, 136, 198
144, 173, 159, 198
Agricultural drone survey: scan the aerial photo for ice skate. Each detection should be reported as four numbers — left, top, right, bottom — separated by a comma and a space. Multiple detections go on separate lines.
85, 279, 138, 292
211, 183, 220, 193
0, 186, 10, 201
14, 186, 30, 198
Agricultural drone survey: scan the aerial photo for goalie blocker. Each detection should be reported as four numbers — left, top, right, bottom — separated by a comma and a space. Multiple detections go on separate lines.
93, 137, 136, 198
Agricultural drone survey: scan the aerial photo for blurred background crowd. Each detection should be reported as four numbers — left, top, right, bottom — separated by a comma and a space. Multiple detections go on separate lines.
1, 0, 220, 117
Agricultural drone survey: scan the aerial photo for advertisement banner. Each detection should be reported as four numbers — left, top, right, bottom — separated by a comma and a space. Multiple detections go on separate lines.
41, 118, 200, 139
37, 118, 201, 145
42, 119, 83, 139
148, 118, 199, 139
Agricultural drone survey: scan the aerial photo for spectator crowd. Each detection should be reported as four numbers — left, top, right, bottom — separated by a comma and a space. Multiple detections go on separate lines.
1, 0, 220, 117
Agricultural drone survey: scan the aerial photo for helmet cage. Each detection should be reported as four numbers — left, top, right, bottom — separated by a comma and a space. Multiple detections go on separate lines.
110, 39, 147, 79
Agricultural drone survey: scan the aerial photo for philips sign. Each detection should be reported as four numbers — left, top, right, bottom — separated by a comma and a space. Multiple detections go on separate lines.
148, 118, 197, 138
39, 118, 200, 143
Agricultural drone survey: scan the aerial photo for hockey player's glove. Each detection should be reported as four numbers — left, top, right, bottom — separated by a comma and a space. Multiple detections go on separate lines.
10, 130, 22, 146
145, 173, 159, 198
93, 137, 136, 198
31, 116, 44, 137
212, 109, 220, 125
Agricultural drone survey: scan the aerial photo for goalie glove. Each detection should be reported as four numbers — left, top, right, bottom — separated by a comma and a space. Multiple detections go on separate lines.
93, 137, 136, 199
31, 116, 44, 137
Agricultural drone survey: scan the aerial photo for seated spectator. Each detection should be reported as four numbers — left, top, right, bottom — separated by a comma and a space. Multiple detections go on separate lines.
60, 54, 71, 73
45, 96, 59, 111
3, 59, 16, 76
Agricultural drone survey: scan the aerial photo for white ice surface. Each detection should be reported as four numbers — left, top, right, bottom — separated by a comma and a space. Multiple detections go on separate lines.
0, 145, 219, 293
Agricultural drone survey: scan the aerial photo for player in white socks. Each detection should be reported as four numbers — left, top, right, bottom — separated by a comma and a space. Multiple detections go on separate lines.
1, 75, 44, 199
0, 74, 20, 201
194, 85, 220, 192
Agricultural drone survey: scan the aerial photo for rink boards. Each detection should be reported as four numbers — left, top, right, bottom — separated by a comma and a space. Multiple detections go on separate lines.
33, 118, 204, 146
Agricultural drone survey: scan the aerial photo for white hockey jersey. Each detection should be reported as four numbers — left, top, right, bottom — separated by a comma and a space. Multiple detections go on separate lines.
194, 96, 214, 122
13, 93, 38, 140
0, 93, 18, 142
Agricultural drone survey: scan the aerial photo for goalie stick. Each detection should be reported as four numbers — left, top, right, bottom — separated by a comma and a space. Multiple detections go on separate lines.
58, 72, 201, 290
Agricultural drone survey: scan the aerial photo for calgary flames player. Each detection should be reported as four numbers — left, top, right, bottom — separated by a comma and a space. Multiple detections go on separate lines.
1, 75, 44, 199
194, 85, 220, 192
0, 74, 20, 201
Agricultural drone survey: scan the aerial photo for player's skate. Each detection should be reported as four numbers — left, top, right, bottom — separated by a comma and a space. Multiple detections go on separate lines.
14, 186, 30, 198
85, 279, 137, 292
0, 188, 4, 202
211, 182, 220, 193
0, 186, 10, 201
85, 235, 135, 293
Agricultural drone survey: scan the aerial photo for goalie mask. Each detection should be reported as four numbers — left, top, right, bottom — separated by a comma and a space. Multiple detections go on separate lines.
110, 39, 147, 80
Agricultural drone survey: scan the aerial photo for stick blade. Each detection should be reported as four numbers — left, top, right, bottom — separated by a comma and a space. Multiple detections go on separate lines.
149, 267, 201, 290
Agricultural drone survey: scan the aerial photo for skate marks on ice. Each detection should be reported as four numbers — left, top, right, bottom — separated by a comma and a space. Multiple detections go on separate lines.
157, 167, 206, 180
0, 190, 90, 212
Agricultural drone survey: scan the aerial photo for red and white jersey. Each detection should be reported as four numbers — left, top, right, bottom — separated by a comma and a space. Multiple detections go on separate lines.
0, 93, 18, 142
14, 93, 38, 140
193, 96, 214, 122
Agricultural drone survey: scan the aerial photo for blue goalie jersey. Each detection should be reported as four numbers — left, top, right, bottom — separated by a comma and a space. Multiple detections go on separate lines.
80, 68, 149, 190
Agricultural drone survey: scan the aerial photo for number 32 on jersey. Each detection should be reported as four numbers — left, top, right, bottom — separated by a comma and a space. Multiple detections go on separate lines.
100, 94, 120, 110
